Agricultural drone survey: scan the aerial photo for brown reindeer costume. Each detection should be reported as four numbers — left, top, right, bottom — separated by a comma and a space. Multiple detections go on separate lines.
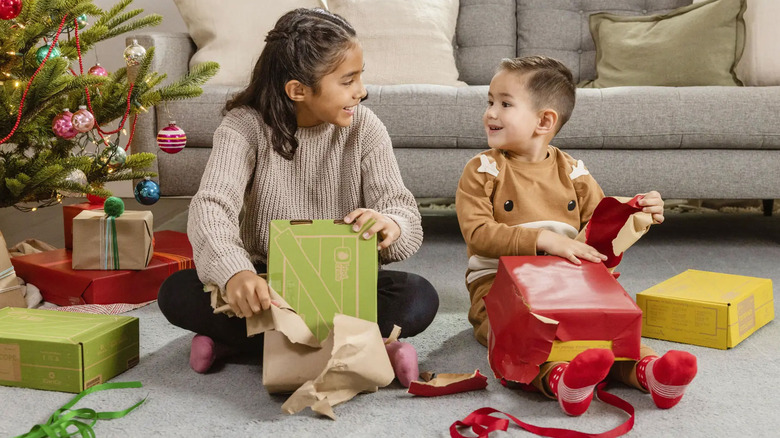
455, 146, 604, 346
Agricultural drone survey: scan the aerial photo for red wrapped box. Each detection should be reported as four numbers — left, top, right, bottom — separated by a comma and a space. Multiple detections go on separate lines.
11, 231, 194, 306
485, 256, 642, 384
63, 202, 105, 250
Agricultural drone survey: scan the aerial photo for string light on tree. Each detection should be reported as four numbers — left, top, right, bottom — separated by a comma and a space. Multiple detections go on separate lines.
157, 121, 186, 154
134, 177, 160, 205
0, 0, 22, 20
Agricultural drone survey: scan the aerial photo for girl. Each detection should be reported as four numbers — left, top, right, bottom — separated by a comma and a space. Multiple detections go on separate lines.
157, 8, 439, 387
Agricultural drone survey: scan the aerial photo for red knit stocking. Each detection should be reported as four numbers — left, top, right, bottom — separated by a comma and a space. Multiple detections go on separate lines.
636, 350, 697, 409
548, 349, 615, 416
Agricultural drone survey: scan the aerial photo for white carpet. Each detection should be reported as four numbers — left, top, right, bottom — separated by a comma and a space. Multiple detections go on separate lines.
1, 212, 779, 437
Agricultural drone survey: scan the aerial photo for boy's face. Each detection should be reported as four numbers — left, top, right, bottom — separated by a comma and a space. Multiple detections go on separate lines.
483, 70, 542, 154
297, 43, 368, 128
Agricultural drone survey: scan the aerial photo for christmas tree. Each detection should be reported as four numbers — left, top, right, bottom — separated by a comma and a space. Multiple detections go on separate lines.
0, 0, 218, 210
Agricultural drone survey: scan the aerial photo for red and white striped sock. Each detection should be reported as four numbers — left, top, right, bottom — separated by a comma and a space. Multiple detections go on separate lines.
548, 349, 615, 416
636, 350, 697, 409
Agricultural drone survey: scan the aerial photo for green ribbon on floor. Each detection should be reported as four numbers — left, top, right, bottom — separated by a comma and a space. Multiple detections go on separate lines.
16, 381, 146, 438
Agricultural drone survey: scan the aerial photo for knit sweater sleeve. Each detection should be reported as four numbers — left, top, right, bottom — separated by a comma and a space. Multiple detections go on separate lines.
187, 109, 258, 290
455, 153, 542, 258
358, 108, 422, 264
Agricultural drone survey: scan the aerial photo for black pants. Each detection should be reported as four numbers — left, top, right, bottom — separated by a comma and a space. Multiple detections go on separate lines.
157, 264, 439, 352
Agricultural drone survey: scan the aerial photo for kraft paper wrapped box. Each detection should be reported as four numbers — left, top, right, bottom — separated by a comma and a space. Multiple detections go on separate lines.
72, 209, 153, 270
485, 256, 642, 384
637, 270, 774, 349
11, 230, 193, 306
266, 219, 379, 341
0, 308, 139, 393
62, 202, 105, 250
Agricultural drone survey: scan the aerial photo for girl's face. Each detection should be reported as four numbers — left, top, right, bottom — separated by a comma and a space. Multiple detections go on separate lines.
296, 43, 367, 128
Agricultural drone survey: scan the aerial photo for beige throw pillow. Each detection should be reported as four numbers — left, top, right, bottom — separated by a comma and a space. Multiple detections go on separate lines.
328, 0, 465, 87
174, 0, 322, 86
695, 0, 780, 86
582, 0, 746, 88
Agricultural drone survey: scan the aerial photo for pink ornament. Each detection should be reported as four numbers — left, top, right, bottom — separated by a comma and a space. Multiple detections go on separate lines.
52, 109, 78, 139
72, 105, 95, 133
88, 64, 108, 76
157, 122, 187, 154
0, 0, 22, 21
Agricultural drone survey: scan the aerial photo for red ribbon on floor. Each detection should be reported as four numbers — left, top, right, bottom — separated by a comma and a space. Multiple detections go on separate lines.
450, 382, 634, 438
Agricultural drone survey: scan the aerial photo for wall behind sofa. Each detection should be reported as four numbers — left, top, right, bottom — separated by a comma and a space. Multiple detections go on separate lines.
92, 0, 188, 197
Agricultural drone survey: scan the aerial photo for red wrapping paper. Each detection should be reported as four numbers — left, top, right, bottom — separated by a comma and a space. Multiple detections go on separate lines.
11, 231, 193, 306
485, 256, 642, 384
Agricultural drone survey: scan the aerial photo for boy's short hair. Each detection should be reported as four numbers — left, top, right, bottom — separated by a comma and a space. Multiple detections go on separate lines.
498, 56, 576, 133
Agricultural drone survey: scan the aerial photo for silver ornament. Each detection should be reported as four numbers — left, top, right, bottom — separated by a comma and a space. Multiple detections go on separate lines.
61, 169, 88, 197
123, 39, 147, 67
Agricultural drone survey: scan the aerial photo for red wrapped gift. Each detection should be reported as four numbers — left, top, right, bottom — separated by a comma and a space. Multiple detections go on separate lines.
11, 231, 194, 306
63, 202, 105, 250
485, 256, 642, 384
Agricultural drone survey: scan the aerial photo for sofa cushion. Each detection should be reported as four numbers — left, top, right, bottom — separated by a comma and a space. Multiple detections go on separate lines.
515, 0, 691, 83
168, 85, 780, 152
582, 0, 746, 88
456, 0, 516, 85
173, 0, 321, 86
696, 0, 780, 86
329, 0, 465, 86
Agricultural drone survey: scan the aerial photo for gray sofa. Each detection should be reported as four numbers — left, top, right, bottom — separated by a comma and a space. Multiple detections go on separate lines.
131, 0, 780, 213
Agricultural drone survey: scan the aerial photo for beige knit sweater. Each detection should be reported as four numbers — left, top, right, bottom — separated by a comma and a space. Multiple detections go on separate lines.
187, 105, 422, 289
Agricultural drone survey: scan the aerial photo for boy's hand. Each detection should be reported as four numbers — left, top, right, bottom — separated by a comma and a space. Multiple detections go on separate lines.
225, 270, 271, 317
537, 230, 608, 265
344, 208, 401, 250
638, 191, 665, 224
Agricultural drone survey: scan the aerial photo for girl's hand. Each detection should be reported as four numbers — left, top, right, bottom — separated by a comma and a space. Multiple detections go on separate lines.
344, 208, 401, 250
638, 191, 665, 224
225, 270, 271, 317
536, 230, 607, 265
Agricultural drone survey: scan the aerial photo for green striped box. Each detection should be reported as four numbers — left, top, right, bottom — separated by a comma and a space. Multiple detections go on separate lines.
0, 308, 139, 393
267, 220, 378, 342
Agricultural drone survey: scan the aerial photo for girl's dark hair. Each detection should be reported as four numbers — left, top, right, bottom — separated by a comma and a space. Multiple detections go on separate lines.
225, 8, 357, 160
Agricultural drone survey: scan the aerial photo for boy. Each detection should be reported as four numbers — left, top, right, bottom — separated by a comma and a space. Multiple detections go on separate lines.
455, 56, 696, 416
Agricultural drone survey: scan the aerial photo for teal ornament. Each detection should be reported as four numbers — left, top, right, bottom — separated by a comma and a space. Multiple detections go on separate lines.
35, 43, 60, 65
103, 196, 125, 218
134, 177, 160, 205
100, 145, 127, 169
76, 13, 88, 28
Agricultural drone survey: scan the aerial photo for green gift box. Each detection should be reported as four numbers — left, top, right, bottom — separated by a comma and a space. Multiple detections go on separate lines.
0, 308, 139, 393
267, 220, 378, 341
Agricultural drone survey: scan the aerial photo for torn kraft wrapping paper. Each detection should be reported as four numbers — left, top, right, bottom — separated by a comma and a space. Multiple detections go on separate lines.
209, 285, 394, 419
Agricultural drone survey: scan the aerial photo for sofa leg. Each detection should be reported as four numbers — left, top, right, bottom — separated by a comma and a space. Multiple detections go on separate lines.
762, 199, 774, 216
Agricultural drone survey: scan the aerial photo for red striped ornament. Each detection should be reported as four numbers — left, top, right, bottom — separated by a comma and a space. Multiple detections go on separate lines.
156, 122, 186, 154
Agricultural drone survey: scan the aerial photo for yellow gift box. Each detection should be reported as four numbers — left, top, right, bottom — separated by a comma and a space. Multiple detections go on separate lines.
637, 270, 774, 349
